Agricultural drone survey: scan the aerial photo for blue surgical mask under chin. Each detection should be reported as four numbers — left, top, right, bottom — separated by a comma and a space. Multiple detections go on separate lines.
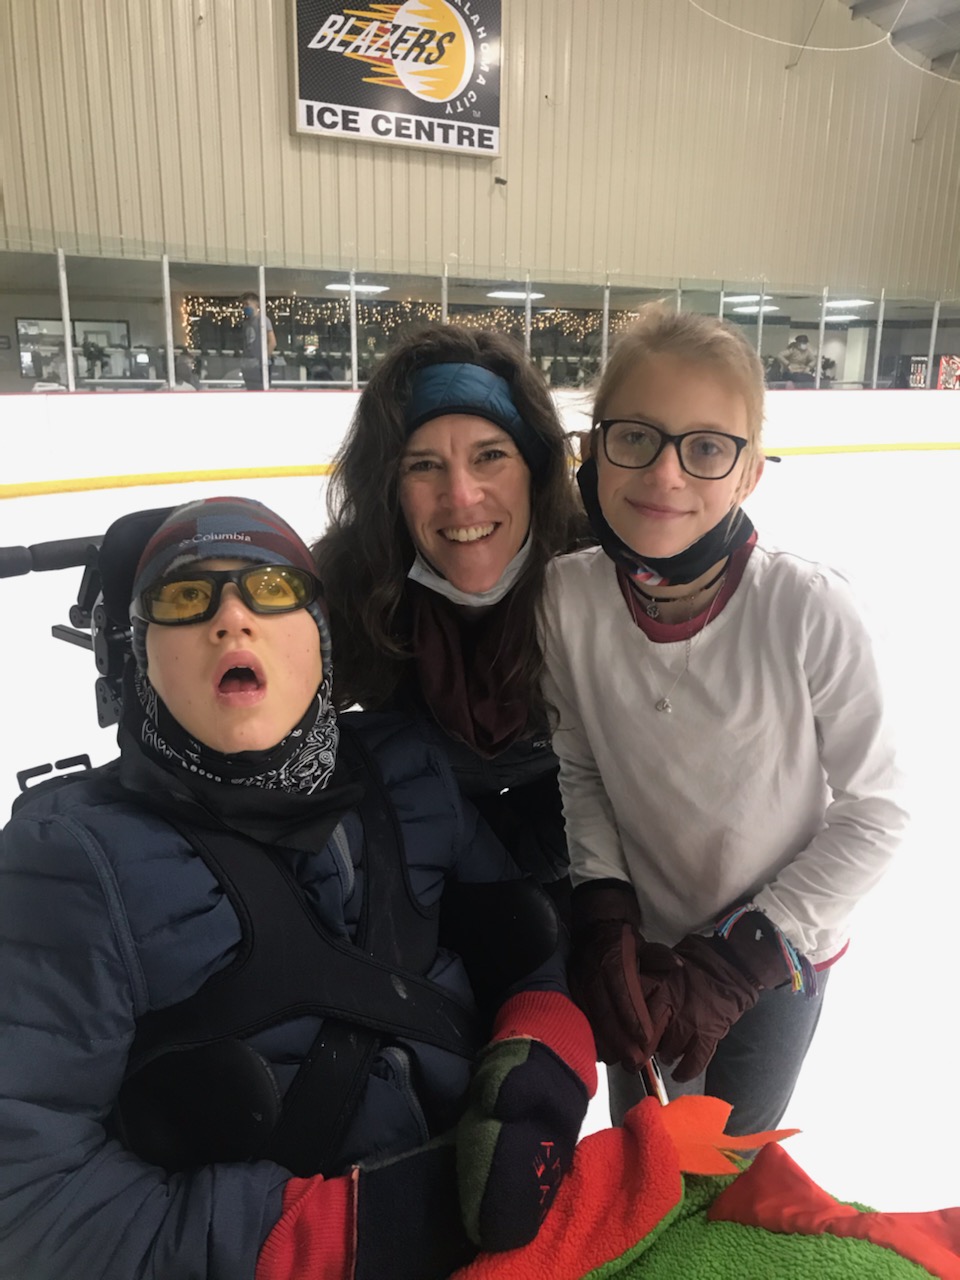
407, 534, 533, 609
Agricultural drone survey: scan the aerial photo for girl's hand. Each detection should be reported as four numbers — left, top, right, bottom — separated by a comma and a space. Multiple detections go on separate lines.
569, 880, 659, 1070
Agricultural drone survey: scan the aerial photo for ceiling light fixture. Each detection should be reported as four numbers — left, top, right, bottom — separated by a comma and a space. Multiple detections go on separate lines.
824, 314, 861, 322
825, 299, 872, 308
486, 289, 545, 300
723, 294, 762, 303
325, 283, 390, 294
732, 304, 779, 314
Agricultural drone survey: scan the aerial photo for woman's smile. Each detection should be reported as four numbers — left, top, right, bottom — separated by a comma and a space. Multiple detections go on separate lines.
400, 414, 532, 595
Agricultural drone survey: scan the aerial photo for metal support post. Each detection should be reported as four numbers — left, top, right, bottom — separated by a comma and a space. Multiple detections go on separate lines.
601, 280, 611, 368
349, 269, 359, 390
258, 264, 269, 390
57, 248, 76, 391
524, 272, 532, 356
815, 286, 828, 389
925, 299, 941, 389
162, 254, 176, 389
756, 280, 766, 353
871, 288, 885, 389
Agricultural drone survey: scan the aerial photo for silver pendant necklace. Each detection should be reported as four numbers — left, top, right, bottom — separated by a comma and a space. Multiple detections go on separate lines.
639, 576, 727, 713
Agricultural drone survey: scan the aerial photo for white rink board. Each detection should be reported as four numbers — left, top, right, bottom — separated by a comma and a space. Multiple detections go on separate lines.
1, 388, 959, 503
1, 388, 958, 1215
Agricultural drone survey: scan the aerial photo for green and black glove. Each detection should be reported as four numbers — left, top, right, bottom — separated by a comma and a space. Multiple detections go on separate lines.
457, 989, 597, 1253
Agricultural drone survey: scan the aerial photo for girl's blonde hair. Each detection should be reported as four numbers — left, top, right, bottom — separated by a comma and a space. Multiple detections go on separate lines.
593, 303, 766, 473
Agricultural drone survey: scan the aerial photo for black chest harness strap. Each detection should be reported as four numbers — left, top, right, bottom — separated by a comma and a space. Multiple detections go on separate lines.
115, 726, 483, 1177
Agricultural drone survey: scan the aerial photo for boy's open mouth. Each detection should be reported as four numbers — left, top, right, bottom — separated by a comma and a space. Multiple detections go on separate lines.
218, 666, 262, 693
213, 652, 267, 701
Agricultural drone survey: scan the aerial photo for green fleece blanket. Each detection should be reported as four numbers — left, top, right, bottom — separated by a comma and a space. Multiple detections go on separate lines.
452, 1096, 960, 1280
591, 1175, 934, 1279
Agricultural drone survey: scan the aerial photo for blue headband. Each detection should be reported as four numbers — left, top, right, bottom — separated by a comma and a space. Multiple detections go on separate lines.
404, 362, 550, 476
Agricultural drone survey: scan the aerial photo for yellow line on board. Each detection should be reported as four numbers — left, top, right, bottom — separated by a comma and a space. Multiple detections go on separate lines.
2, 443, 959, 500
0, 464, 335, 501
771, 442, 960, 456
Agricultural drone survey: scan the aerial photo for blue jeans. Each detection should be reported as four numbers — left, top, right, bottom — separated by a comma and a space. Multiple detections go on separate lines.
607, 969, 830, 1137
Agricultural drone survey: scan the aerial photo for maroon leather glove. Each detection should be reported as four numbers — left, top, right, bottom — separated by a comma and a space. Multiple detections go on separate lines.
638, 909, 795, 1082
569, 879, 655, 1071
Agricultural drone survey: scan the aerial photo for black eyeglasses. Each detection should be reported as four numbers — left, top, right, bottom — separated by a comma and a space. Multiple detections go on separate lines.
597, 420, 749, 480
137, 565, 318, 625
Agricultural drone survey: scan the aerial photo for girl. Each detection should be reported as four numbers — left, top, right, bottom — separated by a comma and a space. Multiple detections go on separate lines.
542, 304, 906, 1135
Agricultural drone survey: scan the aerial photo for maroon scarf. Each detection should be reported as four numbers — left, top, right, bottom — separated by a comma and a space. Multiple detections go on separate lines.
409, 581, 530, 758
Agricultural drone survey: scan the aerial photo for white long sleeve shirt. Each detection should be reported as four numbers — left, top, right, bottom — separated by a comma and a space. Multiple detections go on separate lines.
542, 543, 906, 965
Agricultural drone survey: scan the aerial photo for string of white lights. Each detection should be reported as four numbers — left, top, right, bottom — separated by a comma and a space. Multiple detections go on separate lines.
686, 0, 910, 53
177, 294, 641, 348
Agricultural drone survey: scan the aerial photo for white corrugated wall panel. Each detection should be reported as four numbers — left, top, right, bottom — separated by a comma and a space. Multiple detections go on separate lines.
123, 3, 164, 259
2, 0, 960, 296
0, 4, 22, 250
6, 3, 55, 254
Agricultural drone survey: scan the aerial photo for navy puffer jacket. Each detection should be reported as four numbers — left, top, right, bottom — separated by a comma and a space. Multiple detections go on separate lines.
0, 711, 564, 1280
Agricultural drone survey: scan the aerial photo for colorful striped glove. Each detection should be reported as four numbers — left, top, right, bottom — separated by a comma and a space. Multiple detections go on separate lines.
639, 907, 813, 1082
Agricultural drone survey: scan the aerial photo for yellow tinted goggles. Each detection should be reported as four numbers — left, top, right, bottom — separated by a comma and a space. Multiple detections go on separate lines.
139, 565, 318, 625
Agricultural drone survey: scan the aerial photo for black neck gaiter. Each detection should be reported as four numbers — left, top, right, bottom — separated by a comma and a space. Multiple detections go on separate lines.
576, 456, 755, 587
121, 662, 340, 794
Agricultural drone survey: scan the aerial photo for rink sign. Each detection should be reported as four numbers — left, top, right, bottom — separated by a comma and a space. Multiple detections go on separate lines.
291, 0, 501, 155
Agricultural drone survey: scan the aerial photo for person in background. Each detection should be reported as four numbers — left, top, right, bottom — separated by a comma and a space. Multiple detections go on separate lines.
542, 304, 906, 1135
776, 332, 817, 385
0, 495, 596, 1280
313, 325, 587, 902
240, 290, 276, 390
173, 345, 201, 389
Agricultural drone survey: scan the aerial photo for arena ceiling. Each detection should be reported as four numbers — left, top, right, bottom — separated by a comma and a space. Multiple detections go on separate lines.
841, 0, 960, 79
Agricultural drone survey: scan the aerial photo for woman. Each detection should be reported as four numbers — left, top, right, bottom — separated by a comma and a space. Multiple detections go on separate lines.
0, 496, 596, 1280
314, 325, 586, 890
541, 305, 907, 1135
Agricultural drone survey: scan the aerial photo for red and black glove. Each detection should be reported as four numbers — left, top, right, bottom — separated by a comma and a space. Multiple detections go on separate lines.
638, 907, 800, 1082
456, 989, 597, 1253
568, 878, 656, 1071
256, 1136, 474, 1280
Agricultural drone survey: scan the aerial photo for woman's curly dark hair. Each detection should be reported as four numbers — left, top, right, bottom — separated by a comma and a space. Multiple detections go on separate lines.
313, 324, 584, 715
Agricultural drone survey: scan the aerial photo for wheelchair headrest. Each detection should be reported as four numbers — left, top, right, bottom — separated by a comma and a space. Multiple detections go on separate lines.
98, 506, 175, 626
